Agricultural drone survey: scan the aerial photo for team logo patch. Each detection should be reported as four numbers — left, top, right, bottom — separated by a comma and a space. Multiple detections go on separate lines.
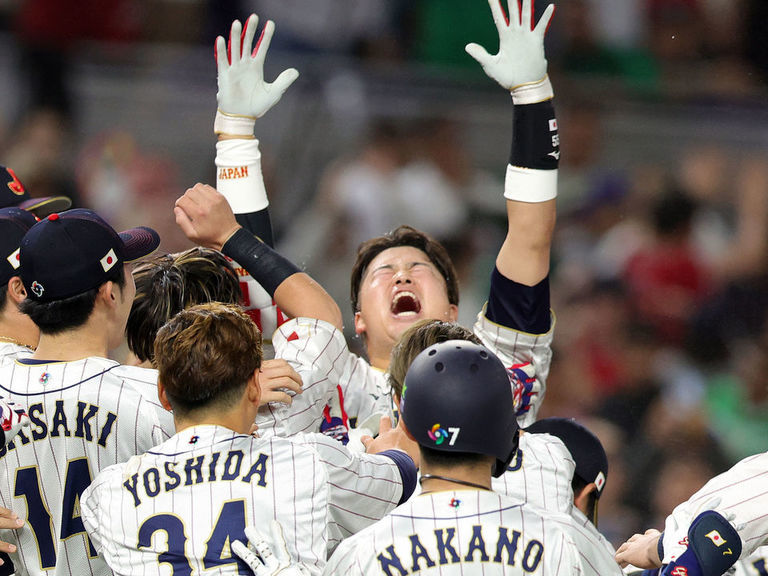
670, 568, 688, 576
39, 372, 50, 385
30, 281, 44, 298
449, 498, 461, 508
594, 471, 606, 492
5, 167, 25, 196
428, 423, 448, 445
189, 435, 199, 444
549, 119, 558, 132
705, 530, 727, 547
100, 248, 118, 272
6, 248, 20, 270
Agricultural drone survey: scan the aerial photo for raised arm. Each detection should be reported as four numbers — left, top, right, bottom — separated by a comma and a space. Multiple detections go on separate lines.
466, 0, 558, 287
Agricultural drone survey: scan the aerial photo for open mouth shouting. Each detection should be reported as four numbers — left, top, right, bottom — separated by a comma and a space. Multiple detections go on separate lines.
390, 290, 422, 317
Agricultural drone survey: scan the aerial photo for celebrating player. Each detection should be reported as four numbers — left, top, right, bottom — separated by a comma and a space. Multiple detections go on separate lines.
386, 319, 623, 574
324, 340, 601, 575
615, 451, 768, 576
175, 0, 560, 441
0, 208, 174, 575
81, 302, 414, 574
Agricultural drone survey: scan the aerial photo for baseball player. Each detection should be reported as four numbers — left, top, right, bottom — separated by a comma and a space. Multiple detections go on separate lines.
0, 207, 40, 356
615, 451, 768, 576
325, 340, 607, 575
385, 319, 623, 575
177, 0, 560, 444
81, 302, 416, 575
174, 15, 351, 439
126, 247, 304, 411
0, 208, 175, 575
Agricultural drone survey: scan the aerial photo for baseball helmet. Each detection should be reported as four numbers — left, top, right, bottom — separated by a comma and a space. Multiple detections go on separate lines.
400, 340, 519, 477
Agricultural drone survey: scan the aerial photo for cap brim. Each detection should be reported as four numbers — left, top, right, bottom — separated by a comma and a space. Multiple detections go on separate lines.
119, 226, 161, 262
19, 196, 72, 217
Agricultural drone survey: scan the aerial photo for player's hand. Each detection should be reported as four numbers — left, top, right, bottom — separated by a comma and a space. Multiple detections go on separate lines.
0, 506, 23, 557
465, 0, 555, 91
258, 359, 302, 406
232, 520, 310, 576
362, 416, 420, 468
216, 15, 299, 120
615, 529, 663, 569
174, 183, 241, 250
0, 399, 30, 449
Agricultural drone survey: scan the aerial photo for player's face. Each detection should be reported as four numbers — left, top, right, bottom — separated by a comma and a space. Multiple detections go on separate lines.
355, 246, 458, 367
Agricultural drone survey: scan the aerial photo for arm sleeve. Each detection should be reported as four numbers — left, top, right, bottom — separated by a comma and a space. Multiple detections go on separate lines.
486, 267, 551, 333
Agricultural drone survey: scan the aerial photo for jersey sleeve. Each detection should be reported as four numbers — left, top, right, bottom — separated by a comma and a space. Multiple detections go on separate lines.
257, 317, 350, 437
473, 301, 555, 427
661, 452, 768, 563
299, 433, 404, 554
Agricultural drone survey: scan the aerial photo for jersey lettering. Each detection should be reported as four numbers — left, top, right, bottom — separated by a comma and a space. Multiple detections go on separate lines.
123, 450, 271, 507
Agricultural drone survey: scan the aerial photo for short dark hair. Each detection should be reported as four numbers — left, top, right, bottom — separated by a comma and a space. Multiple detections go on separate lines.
388, 319, 480, 400
127, 247, 241, 363
19, 265, 125, 335
154, 302, 262, 417
350, 225, 459, 314
420, 445, 494, 469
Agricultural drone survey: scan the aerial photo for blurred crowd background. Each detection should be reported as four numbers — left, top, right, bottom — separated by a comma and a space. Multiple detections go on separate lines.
1, 0, 767, 549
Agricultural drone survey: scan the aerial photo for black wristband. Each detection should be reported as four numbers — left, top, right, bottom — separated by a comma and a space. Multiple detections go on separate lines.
222, 228, 300, 296
510, 99, 559, 170
378, 449, 417, 505
235, 209, 274, 247
486, 268, 551, 334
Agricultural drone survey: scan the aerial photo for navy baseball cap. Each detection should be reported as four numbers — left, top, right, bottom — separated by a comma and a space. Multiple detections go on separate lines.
526, 417, 608, 497
0, 207, 38, 285
0, 165, 71, 217
20, 209, 160, 302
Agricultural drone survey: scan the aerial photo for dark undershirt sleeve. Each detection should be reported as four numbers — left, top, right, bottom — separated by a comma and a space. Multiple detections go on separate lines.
485, 267, 551, 334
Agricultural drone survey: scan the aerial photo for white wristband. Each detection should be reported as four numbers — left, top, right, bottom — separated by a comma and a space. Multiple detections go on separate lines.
214, 110, 257, 137
510, 75, 554, 106
216, 139, 268, 213
504, 165, 558, 202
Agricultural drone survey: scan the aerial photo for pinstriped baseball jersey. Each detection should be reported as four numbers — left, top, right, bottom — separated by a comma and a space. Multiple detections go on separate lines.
0, 355, 175, 576
491, 432, 575, 515
339, 307, 554, 431
292, 432, 405, 553
661, 451, 768, 565
0, 342, 32, 360
323, 490, 598, 575
255, 318, 350, 438
404, 435, 622, 574
734, 546, 768, 576
81, 425, 330, 576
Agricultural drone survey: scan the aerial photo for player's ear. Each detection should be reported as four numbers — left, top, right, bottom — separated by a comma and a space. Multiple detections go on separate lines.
7, 276, 26, 304
353, 311, 366, 336
246, 369, 261, 406
446, 303, 458, 322
157, 380, 173, 412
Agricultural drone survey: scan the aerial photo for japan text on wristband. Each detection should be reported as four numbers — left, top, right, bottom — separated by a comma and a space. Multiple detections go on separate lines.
214, 110, 257, 137
216, 139, 268, 213
510, 75, 554, 105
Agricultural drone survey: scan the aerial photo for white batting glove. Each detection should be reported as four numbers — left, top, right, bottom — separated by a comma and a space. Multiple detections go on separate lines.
214, 14, 299, 136
232, 520, 310, 576
0, 399, 30, 448
465, 0, 555, 104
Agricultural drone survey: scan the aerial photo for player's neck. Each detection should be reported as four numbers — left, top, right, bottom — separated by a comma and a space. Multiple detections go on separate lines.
174, 406, 256, 436
0, 308, 38, 350
419, 463, 492, 494
365, 341, 393, 371
33, 324, 110, 361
